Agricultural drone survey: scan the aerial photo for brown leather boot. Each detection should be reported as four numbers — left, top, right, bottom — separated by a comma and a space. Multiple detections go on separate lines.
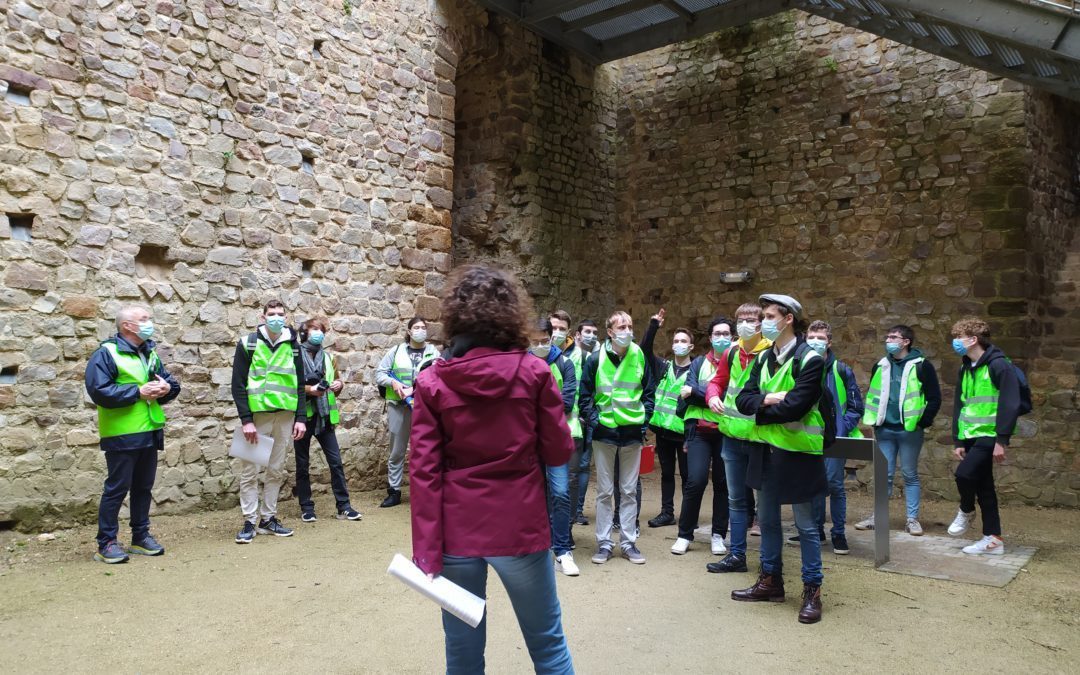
798, 583, 822, 624
731, 571, 785, 602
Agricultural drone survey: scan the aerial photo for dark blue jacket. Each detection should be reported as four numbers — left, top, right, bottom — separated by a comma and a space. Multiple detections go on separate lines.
824, 352, 864, 438
84, 334, 181, 452
541, 345, 577, 416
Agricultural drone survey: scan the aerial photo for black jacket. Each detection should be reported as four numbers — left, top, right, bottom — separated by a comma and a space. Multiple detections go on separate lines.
230, 327, 307, 424
867, 351, 942, 429
640, 318, 689, 441
578, 342, 656, 444
952, 344, 1022, 446
84, 334, 181, 452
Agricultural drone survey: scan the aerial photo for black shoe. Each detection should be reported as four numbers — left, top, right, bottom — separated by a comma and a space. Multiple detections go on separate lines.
301, 511, 317, 523
569, 530, 576, 550
707, 553, 748, 574
128, 533, 165, 556
613, 522, 621, 531
257, 517, 294, 537
380, 489, 402, 508
789, 528, 827, 544
337, 507, 362, 521
648, 512, 677, 528
832, 533, 850, 555
574, 513, 589, 526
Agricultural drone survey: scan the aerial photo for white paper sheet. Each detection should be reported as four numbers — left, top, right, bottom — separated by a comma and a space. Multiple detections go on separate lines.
387, 553, 486, 628
228, 427, 274, 467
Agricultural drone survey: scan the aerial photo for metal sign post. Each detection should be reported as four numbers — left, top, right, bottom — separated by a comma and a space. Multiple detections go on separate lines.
825, 437, 890, 567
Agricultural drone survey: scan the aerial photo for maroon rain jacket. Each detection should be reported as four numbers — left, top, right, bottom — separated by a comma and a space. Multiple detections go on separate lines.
409, 347, 575, 576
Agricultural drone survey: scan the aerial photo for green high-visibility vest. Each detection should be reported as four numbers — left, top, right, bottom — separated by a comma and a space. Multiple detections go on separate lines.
722, 346, 758, 441
385, 343, 439, 402
958, 363, 1002, 440
551, 358, 583, 439
862, 356, 927, 432
684, 355, 725, 425
649, 361, 687, 435
752, 348, 825, 454
244, 333, 300, 414
96, 341, 167, 439
305, 351, 340, 425
831, 360, 864, 439
595, 343, 647, 428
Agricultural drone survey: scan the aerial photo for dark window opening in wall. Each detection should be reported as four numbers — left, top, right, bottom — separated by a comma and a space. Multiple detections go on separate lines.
837, 197, 851, 210
135, 244, 172, 282
3, 82, 32, 106
580, 288, 588, 302
0, 366, 18, 384
649, 289, 662, 304
302, 154, 315, 174
840, 111, 851, 126
771, 106, 781, 114
301, 260, 314, 278
313, 39, 325, 59
648, 218, 659, 230
6, 213, 34, 241
738, 149, 751, 160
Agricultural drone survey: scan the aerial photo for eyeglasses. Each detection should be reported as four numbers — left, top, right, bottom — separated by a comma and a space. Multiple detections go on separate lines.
885, 335, 905, 341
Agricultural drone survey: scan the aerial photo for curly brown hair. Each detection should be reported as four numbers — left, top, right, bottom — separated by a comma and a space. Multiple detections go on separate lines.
442, 264, 532, 350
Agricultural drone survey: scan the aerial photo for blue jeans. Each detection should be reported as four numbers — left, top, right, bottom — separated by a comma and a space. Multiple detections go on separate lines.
97, 447, 157, 548
876, 426, 924, 519
721, 436, 755, 558
440, 551, 574, 675
546, 463, 572, 556
758, 447, 823, 585
813, 457, 846, 536
574, 441, 592, 517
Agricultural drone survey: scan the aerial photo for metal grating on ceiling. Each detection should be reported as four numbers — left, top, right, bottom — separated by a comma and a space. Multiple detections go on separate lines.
473, 0, 1080, 101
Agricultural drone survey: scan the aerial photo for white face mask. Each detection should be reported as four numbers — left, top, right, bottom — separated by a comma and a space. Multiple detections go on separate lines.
612, 330, 633, 347
530, 343, 552, 358
672, 343, 691, 357
737, 321, 759, 339
551, 330, 568, 346
411, 329, 427, 343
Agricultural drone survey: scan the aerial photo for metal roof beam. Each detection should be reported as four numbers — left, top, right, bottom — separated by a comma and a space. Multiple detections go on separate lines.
522, 0, 610, 23
478, 0, 606, 62
563, 0, 659, 33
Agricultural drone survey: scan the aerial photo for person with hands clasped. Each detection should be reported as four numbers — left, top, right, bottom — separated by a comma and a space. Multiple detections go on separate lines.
294, 317, 361, 523
375, 317, 439, 508
946, 317, 1023, 555
640, 308, 693, 530
85, 305, 181, 563
734, 294, 827, 624
230, 299, 307, 544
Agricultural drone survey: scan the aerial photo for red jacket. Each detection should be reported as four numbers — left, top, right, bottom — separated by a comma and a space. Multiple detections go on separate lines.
409, 347, 575, 575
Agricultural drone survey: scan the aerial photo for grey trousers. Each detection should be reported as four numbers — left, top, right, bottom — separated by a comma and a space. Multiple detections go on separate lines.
387, 403, 412, 490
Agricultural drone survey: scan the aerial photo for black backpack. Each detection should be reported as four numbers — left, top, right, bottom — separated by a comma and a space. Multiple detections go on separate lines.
1012, 362, 1033, 416
791, 343, 838, 450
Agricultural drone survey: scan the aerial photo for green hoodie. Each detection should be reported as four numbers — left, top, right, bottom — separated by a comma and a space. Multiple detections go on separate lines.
884, 347, 925, 427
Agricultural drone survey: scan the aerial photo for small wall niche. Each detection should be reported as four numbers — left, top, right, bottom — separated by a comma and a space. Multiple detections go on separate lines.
840, 111, 851, 126
301, 154, 315, 174
0, 365, 18, 384
3, 82, 33, 106
135, 244, 172, 282
313, 39, 325, 59
301, 260, 314, 278
6, 212, 34, 241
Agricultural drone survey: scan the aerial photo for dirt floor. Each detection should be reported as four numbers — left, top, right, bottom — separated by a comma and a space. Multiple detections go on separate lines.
1, 475, 1078, 674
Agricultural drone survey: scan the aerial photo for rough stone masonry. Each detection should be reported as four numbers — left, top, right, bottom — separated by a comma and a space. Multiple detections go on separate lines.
0, 1, 1077, 530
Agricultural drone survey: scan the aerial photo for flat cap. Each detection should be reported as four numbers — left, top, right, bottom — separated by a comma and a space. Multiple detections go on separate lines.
758, 293, 803, 319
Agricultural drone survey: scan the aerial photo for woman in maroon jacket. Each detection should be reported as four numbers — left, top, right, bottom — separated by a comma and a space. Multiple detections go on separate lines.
410, 264, 576, 675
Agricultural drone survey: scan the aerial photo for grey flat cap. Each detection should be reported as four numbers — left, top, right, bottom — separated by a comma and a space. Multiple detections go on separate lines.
758, 293, 803, 319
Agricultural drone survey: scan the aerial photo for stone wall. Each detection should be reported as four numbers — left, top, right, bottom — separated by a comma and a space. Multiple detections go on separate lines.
0, 0, 465, 529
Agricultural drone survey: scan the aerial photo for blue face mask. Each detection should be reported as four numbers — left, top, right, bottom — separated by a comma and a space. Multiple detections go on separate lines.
885, 341, 902, 355
952, 338, 970, 356
711, 336, 732, 352
308, 330, 324, 345
761, 318, 782, 341
136, 321, 155, 340
266, 316, 286, 333
806, 338, 827, 355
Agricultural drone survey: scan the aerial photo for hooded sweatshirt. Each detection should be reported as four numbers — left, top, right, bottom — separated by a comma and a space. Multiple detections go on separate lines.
952, 344, 1022, 446
409, 346, 574, 576
869, 347, 942, 430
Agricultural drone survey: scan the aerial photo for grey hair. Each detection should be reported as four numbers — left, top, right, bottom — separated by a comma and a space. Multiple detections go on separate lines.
115, 305, 149, 331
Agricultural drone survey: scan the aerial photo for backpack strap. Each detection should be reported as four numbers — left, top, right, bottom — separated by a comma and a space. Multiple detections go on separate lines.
244, 333, 258, 353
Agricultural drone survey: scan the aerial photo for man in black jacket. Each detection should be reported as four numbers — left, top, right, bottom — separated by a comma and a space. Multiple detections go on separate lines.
85, 306, 180, 563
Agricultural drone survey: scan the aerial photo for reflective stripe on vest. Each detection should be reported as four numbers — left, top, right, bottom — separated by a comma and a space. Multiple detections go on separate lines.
649, 361, 687, 435
595, 344, 647, 428
97, 342, 167, 439
722, 346, 757, 440
551, 359, 583, 439
831, 360, 864, 439
246, 335, 299, 413
385, 343, 439, 402
862, 356, 927, 432
305, 352, 340, 425
958, 364, 1000, 440
684, 356, 725, 425
752, 349, 824, 454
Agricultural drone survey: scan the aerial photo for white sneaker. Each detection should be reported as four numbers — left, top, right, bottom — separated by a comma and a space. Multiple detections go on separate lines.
711, 534, 727, 555
854, 516, 875, 531
962, 535, 1005, 556
947, 509, 975, 536
555, 552, 580, 576
905, 518, 924, 536
670, 537, 691, 555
